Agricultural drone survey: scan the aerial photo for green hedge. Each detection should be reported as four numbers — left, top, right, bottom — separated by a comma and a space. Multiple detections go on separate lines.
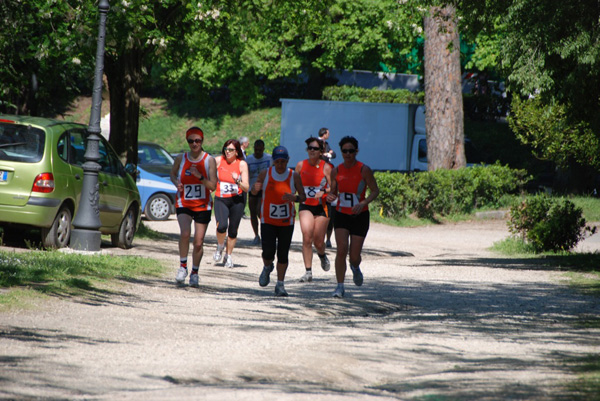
372, 163, 529, 219
322, 86, 424, 104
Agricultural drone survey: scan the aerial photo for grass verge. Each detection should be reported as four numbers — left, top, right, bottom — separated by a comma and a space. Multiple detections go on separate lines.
0, 250, 165, 310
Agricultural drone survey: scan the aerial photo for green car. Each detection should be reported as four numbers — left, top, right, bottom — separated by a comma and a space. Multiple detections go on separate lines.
0, 115, 141, 249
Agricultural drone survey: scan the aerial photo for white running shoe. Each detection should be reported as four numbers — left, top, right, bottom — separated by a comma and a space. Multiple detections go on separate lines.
319, 254, 330, 271
213, 248, 223, 262
189, 273, 199, 287
224, 254, 234, 268
332, 285, 345, 298
299, 271, 313, 283
350, 265, 363, 286
259, 264, 274, 287
274, 282, 288, 297
175, 267, 187, 283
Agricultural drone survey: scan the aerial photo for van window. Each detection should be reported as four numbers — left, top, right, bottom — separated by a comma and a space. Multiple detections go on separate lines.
418, 138, 427, 163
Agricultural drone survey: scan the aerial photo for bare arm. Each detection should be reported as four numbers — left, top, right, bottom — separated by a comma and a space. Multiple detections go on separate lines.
203, 156, 218, 191
351, 164, 379, 215
170, 154, 184, 192
251, 169, 267, 195
326, 167, 338, 203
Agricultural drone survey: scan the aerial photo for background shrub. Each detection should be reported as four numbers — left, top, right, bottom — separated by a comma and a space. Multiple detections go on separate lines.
507, 194, 595, 252
372, 164, 528, 219
322, 86, 425, 104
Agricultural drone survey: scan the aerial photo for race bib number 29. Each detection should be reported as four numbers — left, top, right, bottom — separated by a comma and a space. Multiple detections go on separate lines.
184, 184, 206, 200
269, 203, 291, 219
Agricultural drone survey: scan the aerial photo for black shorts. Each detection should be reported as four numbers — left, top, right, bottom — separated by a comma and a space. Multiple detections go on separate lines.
260, 223, 294, 264
249, 190, 263, 198
334, 210, 370, 237
298, 203, 329, 218
176, 208, 212, 224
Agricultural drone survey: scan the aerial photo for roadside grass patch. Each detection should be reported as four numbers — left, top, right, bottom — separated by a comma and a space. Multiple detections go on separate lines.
135, 221, 170, 241
0, 250, 165, 309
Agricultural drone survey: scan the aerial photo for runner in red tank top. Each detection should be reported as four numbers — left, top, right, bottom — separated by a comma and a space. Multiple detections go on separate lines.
326, 136, 379, 298
170, 127, 217, 288
253, 146, 306, 297
212, 139, 249, 269
295, 137, 332, 283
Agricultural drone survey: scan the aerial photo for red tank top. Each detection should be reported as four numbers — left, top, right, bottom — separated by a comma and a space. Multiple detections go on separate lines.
261, 167, 295, 226
335, 161, 367, 215
215, 158, 242, 198
175, 152, 212, 211
298, 159, 327, 206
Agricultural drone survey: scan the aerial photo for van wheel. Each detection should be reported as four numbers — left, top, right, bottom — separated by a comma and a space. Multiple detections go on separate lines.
111, 207, 136, 249
144, 194, 172, 221
41, 206, 72, 249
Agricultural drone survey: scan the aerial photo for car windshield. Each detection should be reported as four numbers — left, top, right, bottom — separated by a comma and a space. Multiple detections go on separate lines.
0, 123, 45, 163
138, 143, 174, 166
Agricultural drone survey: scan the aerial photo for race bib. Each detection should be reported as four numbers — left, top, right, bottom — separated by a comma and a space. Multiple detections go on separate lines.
338, 192, 359, 208
184, 184, 206, 200
220, 182, 239, 195
304, 186, 322, 199
269, 203, 291, 219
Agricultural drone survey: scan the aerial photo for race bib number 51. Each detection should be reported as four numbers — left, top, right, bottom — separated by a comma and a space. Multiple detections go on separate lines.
269, 203, 291, 219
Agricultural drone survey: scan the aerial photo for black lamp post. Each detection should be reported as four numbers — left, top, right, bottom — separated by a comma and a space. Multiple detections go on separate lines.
70, 0, 110, 252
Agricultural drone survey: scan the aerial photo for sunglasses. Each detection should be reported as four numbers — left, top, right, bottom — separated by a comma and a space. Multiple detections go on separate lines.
224, 148, 236, 153
307, 146, 321, 151
341, 148, 357, 154
187, 138, 202, 144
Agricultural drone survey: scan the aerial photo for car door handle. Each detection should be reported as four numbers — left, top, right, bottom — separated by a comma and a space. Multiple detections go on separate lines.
75, 174, 81, 180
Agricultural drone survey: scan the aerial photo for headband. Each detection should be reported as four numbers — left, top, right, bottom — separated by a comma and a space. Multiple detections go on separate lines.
186, 127, 204, 139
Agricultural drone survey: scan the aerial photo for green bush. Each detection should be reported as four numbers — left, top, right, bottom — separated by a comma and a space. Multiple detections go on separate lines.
507, 194, 595, 252
373, 164, 528, 219
322, 86, 424, 104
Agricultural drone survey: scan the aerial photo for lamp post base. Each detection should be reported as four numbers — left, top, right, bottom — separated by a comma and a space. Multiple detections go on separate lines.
70, 229, 102, 252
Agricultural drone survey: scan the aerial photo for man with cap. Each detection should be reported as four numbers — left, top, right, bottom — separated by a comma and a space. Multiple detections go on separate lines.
252, 146, 306, 296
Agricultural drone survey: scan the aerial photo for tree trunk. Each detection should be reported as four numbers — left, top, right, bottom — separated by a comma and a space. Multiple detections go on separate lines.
424, 5, 465, 171
104, 49, 144, 166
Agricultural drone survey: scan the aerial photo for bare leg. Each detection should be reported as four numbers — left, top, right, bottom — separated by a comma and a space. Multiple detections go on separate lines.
177, 213, 193, 259
191, 221, 209, 267
299, 210, 315, 269
334, 228, 350, 283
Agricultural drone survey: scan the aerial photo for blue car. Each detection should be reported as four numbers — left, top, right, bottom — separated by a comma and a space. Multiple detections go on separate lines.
137, 141, 178, 221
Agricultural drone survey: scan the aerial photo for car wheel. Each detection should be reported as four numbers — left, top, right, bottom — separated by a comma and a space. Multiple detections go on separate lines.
41, 206, 72, 249
111, 206, 137, 249
144, 193, 172, 221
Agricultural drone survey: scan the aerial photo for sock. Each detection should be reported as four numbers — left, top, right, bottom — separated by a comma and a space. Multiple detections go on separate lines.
318, 253, 326, 259
265, 264, 273, 271
337, 283, 345, 290
305, 268, 312, 272
191, 265, 199, 274
277, 280, 284, 286
217, 242, 225, 251
180, 258, 187, 269
351, 264, 360, 271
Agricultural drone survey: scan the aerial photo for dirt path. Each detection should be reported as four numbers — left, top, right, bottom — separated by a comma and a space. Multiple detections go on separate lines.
1, 218, 599, 400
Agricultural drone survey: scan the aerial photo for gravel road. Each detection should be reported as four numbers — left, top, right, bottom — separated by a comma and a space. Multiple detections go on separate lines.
1, 217, 599, 400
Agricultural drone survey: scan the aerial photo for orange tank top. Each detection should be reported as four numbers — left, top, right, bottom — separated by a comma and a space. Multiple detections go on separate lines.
261, 167, 295, 226
298, 159, 327, 206
215, 158, 242, 198
335, 161, 367, 215
176, 152, 212, 211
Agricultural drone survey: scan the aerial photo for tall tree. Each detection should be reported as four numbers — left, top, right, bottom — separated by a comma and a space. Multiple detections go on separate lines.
424, 4, 465, 170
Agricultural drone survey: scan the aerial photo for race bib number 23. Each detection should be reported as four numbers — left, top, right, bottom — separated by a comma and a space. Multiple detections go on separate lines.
269, 203, 291, 219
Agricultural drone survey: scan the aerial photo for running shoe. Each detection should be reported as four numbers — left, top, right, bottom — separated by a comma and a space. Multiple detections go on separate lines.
274, 282, 288, 297
350, 265, 363, 286
224, 254, 234, 268
298, 271, 313, 283
213, 248, 223, 262
325, 240, 332, 248
175, 267, 187, 283
319, 254, 331, 271
189, 273, 199, 287
332, 285, 345, 298
251, 236, 261, 246
259, 264, 274, 287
